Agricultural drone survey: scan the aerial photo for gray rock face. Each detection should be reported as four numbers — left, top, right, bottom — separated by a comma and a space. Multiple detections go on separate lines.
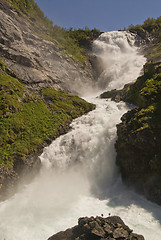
0, 0, 95, 95
48, 216, 145, 240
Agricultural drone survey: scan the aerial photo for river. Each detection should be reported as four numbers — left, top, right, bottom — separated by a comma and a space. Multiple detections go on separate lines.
0, 31, 161, 240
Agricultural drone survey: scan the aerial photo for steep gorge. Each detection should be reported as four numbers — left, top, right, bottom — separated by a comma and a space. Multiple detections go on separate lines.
0, 1, 161, 239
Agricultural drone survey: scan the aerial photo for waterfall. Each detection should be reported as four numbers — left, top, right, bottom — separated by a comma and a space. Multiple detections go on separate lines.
93, 31, 145, 91
0, 31, 161, 240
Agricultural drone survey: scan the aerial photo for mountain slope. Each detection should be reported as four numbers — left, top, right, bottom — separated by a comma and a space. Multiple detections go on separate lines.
0, 0, 96, 199
6, 0, 100, 64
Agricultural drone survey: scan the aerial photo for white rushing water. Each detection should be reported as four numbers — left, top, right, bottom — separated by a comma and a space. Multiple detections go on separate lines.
0, 31, 161, 240
93, 31, 145, 91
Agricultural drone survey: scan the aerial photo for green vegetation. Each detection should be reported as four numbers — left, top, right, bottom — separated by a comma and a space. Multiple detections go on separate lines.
129, 17, 161, 39
123, 62, 161, 134
128, 16, 161, 61
7, 0, 54, 28
68, 27, 101, 50
0, 1, 98, 172
6, 0, 100, 64
0, 59, 95, 168
41, 88, 94, 118
50, 26, 100, 64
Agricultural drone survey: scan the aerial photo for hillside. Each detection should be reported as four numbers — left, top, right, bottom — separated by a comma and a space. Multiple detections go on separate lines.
6, 0, 100, 64
0, 0, 97, 199
129, 17, 161, 61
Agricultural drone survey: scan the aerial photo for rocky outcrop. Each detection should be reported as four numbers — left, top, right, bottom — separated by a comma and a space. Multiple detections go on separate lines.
100, 61, 161, 205
99, 84, 130, 102
115, 110, 161, 205
0, 0, 95, 95
113, 62, 161, 205
48, 216, 144, 240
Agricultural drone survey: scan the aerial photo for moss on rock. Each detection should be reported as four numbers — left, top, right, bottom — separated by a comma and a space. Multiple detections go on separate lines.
123, 62, 161, 134
0, 70, 95, 168
115, 62, 161, 205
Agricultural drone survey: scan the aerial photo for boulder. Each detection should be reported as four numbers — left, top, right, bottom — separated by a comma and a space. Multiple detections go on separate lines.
48, 216, 145, 240
99, 84, 131, 103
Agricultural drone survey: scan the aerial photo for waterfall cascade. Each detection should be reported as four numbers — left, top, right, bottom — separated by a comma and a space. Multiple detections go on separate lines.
93, 31, 146, 91
0, 31, 161, 240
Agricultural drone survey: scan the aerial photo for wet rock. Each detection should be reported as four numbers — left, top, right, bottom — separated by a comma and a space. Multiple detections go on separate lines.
132, 233, 145, 240
48, 229, 73, 240
113, 227, 129, 238
48, 216, 145, 240
91, 222, 106, 238
99, 84, 130, 103
103, 223, 113, 235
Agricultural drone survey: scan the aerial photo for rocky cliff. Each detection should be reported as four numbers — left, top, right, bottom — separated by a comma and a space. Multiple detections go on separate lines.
48, 216, 144, 240
0, 0, 97, 199
115, 62, 161, 205
0, 0, 96, 95
101, 61, 161, 205
115, 109, 161, 205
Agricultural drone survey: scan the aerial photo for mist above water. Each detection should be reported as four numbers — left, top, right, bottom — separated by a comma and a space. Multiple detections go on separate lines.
0, 31, 161, 240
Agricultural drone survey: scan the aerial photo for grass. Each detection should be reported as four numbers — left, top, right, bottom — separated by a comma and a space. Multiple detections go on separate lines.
0, 60, 95, 168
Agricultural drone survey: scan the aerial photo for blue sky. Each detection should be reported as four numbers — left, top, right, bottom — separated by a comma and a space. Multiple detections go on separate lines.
34, 0, 161, 31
